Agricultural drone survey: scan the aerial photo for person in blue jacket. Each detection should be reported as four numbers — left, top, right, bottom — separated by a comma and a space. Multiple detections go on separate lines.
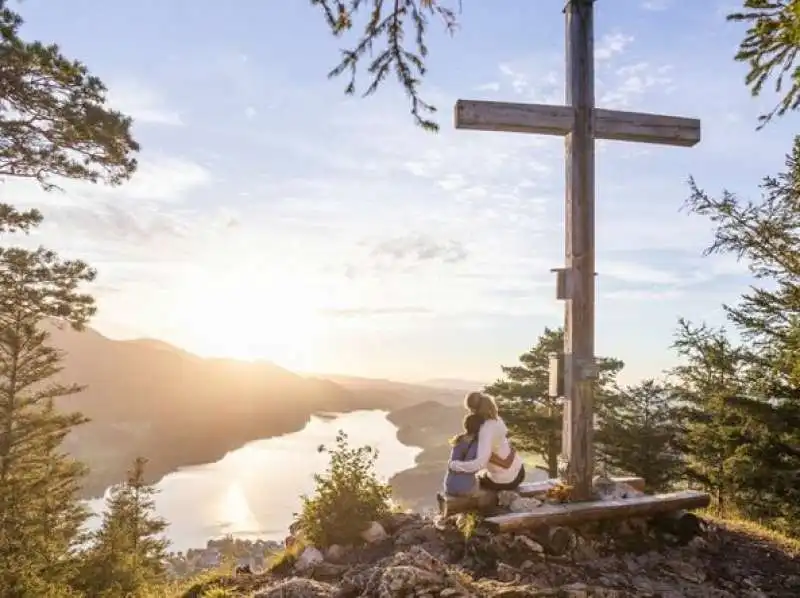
443, 413, 483, 496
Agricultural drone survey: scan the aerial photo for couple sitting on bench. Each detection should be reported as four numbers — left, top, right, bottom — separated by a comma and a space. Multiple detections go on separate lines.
444, 392, 525, 496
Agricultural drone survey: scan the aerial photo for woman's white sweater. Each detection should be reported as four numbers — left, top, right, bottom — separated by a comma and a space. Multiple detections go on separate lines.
448, 417, 523, 484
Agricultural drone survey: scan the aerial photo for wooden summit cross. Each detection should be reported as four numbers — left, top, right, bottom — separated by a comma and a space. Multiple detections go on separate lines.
455, 0, 701, 500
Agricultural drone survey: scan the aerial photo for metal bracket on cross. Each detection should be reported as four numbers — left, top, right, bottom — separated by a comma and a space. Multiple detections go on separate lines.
551, 267, 598, 301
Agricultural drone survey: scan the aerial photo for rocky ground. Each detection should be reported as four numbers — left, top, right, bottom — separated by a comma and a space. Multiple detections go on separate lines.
177, 513, 800, 598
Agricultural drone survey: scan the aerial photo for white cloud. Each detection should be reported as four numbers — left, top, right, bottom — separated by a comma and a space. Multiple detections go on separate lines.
2, 155, 212, 210
600, 62, 674, 108
602, 261, 683, 285
106, 156, 212, 202
106, 79, 183, 126
596, 32, 635, 62
42, 7, 789, 383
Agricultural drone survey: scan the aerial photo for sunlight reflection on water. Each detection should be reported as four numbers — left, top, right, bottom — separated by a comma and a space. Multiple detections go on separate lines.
86, 410, 421, 551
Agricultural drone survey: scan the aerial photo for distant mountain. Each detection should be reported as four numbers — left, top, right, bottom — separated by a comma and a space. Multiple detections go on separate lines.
42, 324, 465, 498
419, 378, 490, 392
318, 374, 466, 407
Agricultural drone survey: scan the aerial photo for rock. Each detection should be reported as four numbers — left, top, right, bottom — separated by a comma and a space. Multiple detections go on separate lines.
295, 547, 325, 572
573, 535, 600, 560
592, 474, 645, 502
324, 544, 348, 563
496, 563, 520, 583
380, 512, 419, 534
360, 546, 473, 597
497, 491, 518, 508
360, 521, 388, 544
196, 510, 800, 598
254, 578, 336, 598
509, 496, 542, 513
666, 559, 706, 584
308, 562, 350, 581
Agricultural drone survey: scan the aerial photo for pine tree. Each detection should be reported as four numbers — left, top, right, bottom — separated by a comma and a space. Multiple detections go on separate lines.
79, 457, 170, 597
0, 0, 138, 186
486, 327, 623, 477
727, 0, 800, 127
594, 379, 683, 492
0, 4, 138, 591
0, 219, 97, 596
669, 320, 759, 511
669, 319, 800, 531
682, 139, 800, 532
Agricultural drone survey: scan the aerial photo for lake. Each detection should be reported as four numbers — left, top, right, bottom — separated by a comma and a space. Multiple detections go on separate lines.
86, 410, 421, 552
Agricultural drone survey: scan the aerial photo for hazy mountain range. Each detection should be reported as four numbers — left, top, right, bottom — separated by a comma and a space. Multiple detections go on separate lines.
44, 323, 472, 500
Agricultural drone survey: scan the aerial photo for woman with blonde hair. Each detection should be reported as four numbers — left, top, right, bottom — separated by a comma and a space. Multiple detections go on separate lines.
448, 391, 525, 491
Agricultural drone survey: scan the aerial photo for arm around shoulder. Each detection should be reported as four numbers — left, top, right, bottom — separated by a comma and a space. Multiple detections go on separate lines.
448, 419, 495, 473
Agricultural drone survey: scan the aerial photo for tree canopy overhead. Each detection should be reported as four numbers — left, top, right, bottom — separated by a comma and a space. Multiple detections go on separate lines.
311, 0, 460, 131
729, 0, 800, 127
310, 1, 800, 130
0, 0, 139, 188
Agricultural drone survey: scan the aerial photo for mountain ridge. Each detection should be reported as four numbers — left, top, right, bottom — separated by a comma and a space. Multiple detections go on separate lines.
43, 323, 465, 501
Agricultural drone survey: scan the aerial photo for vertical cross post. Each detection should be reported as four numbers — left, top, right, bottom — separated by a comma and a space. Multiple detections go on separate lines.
562, 0, 596, 501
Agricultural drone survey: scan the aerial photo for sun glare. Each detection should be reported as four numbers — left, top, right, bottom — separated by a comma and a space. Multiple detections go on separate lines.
168, 268, 326, 370
217, 481, 260, 534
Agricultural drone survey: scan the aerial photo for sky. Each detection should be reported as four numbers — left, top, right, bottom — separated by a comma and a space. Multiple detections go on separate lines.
4, 0, 800, 385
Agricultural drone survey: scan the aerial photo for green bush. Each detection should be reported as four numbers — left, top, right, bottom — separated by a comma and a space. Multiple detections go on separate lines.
297, 430, 393, 548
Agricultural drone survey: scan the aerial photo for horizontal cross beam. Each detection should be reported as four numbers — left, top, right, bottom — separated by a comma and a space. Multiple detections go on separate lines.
455, 99, 701, 147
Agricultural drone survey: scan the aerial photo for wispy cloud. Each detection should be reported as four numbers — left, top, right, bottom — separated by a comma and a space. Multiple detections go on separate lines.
371, 235, 468, 265
106, 79, 183, 126
21, 0, 798, 382
596, 32, 635, 62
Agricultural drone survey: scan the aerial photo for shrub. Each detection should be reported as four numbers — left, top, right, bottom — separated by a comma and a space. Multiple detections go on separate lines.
266, 541, 304, 575
297, 430, 393, 548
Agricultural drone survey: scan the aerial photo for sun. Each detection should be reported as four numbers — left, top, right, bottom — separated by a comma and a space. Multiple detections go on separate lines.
167, 267, 326, 370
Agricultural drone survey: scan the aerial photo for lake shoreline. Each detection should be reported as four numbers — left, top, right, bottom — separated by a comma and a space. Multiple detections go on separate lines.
86, 410, 421, 552
82, 402, 458, 511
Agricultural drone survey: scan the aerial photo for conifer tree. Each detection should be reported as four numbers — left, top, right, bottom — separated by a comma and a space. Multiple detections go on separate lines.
0, 0, 138, 186
0, 219, 97, 596
486, 327, 623, 477
727, 0, 800, 127
681, 137, 800, 531
79, 457, 170, 597
594, 379, 683, 492
667, 320, 797, 520
0, 2, 139, 591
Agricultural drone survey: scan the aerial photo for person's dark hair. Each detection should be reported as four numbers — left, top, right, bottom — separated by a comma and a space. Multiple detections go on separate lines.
449, 413, 483, 446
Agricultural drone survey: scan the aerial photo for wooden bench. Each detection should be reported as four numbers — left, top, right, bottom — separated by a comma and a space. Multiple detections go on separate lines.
483, 490, 711, 533
438, 476, 646, 517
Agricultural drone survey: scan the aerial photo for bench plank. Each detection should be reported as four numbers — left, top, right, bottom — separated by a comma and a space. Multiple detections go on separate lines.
484, 490, 711, 533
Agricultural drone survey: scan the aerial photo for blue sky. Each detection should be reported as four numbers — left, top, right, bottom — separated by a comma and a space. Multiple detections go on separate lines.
6, 0, 800, 384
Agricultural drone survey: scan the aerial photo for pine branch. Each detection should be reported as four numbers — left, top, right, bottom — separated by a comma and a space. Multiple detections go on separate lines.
310, 0, 460, 131
728, 0, 800, 128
